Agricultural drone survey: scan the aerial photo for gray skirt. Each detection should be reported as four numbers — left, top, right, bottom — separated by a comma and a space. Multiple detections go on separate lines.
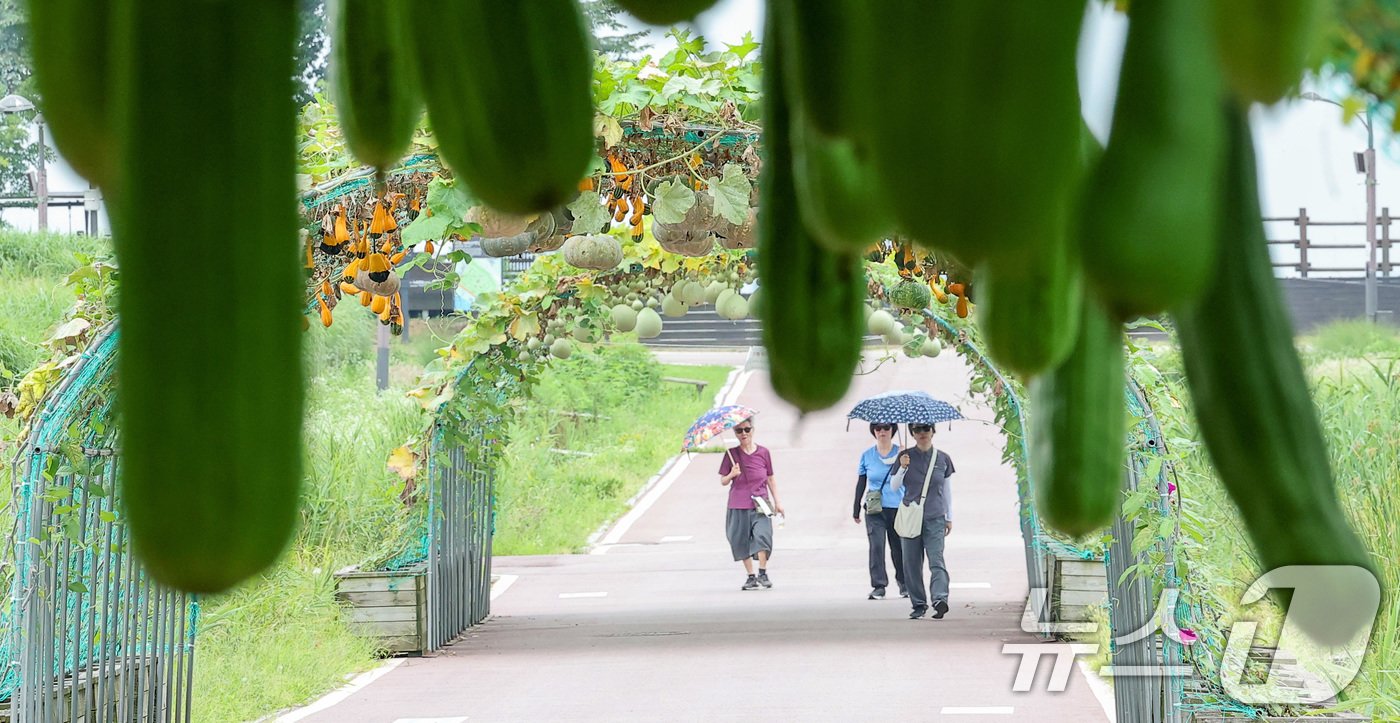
725, 508, 774, 561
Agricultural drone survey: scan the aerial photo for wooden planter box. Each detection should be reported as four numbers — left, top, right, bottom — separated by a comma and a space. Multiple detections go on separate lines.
1048, 552, 1108, 622
334, 564, 427, 655
1185, 648, 1370, 723
0, 657, 157, 723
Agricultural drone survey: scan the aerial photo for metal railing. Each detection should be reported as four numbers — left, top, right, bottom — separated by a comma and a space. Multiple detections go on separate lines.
1107, 381, 1187, 723
1264, 208, 1395, 277
3, 325, 198, 723
423, 430, 493, 651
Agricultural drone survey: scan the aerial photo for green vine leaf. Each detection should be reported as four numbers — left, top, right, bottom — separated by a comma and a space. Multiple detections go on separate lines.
594, 114, 624, 148
707, 164, 751, 225
599, 82, 653, 116
507, 312, 542, 341
401, 214, 452, 246
725, 31, 760, 61
568, 191, 612, 235
651, 180, 695, 224
403, 177, 477, 245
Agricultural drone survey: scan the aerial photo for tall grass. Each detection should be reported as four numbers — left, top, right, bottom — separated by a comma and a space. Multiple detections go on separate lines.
1141, 341, 1400, 719
0, 231, 107, 278
192, 361, 423, 723
1308, 359, 1400, 719
0, 231, 107, 379
493, 343, 732, 555
1306, 318, 1400, 359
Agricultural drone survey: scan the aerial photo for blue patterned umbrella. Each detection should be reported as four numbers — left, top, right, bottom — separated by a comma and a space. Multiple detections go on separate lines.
847, 390, 963, 426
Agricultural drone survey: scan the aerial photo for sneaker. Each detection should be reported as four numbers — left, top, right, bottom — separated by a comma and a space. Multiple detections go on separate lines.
742, 575, 760, 591
757, 572, 772, 589
899, 588, 909, 599
908, 607, 927, 620
932, 599, 949, 619
868, 587, 886, 600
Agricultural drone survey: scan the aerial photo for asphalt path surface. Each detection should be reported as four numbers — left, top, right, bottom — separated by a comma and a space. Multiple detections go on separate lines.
299, 351, 1112, 722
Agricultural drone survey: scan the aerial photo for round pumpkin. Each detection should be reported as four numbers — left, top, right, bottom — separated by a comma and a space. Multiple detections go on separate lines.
718, 207, 758, 250
652, 219, 686, 245
478, 231, 533, 258
679, 192, 718, 237
467, 205, 533, 237
659, 232, 716, 257
562, 233, 623, 270
526, 211, 564, 252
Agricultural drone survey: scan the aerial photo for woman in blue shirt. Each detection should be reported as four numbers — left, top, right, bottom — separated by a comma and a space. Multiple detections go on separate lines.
852, 422, 906, 599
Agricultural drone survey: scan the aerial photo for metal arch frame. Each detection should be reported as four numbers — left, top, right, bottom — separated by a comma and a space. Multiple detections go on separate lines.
299, 151, 1195, 715
3, 323, 199, 723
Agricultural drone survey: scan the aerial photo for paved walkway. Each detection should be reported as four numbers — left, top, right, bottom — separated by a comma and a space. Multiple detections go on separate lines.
300, 352, 1112, 722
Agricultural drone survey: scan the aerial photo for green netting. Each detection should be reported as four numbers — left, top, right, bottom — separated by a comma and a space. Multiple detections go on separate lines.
300, 154, 442, 212
1, 326, 201, 711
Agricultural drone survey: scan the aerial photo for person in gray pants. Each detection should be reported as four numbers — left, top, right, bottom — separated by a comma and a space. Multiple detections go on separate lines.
888, 423, 955, 620
852, 422, 906, 599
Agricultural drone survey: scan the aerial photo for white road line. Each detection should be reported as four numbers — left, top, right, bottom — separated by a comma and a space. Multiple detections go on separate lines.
950, 582, 992, 589
392, 718, 468, 723
660, 535, 693, 542
558, 592, 608, 599
939, 707, 1014, 715
274, 658, 405, 722
719, 369, 756, 406
1078, 660, 1117, 722
591, 455, 694, 554
490, 574, 518, 601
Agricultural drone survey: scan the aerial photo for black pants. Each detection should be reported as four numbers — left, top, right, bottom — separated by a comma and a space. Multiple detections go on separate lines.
866, 507, 906, 591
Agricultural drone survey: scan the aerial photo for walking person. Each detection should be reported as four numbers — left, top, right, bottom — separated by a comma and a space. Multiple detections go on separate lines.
852, 422, 907, 600
889, 423, 955, 619
719, 418, 784, 590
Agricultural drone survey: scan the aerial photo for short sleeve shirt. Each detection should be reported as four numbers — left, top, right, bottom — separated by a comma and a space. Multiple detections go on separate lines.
898, 446, 955, 522
859, 445, 905, 509
719, 445, 774, 509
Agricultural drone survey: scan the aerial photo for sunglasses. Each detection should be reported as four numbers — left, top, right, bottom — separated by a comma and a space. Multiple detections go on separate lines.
872, 425, 895, 432
911, 425, 933, 433
734, 426, 753, 434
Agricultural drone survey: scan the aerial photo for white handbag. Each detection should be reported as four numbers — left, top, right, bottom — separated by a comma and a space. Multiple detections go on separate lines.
894, 451, 938, 539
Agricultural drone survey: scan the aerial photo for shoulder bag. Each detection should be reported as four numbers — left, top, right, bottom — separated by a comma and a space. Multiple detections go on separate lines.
894, 449, 938, 539
863, 447, 899, 516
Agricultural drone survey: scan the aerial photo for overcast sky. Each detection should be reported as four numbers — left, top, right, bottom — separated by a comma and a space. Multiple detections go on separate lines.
7, 0, 1393, 278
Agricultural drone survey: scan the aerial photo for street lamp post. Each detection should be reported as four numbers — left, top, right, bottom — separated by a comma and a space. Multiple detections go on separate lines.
0, 93, 49, 232
1364, 106, 1378, 324
1301, 92, 1378, 323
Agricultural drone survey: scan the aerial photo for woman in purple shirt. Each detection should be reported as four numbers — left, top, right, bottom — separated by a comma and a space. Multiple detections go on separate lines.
718, 418, 784, 590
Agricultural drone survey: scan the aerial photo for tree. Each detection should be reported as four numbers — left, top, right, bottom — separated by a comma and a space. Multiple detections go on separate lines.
295, 0, 330, 107
582, 0, 649, 59
0, 0, 42, 197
